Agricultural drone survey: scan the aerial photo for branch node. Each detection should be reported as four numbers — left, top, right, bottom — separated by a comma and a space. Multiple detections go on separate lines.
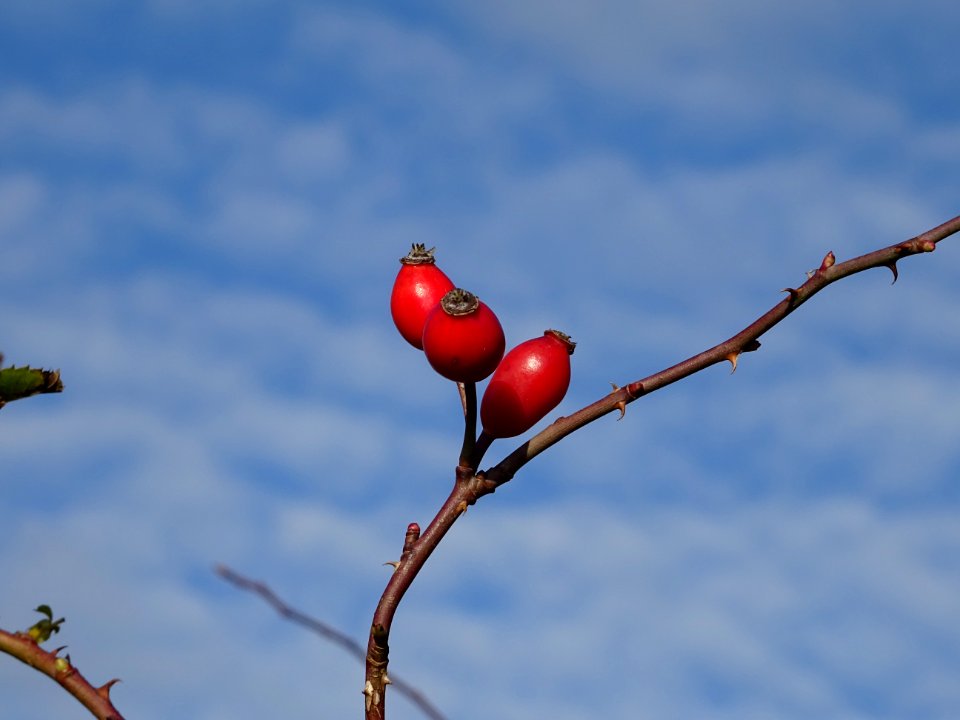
625, 381, 644, 399
401, 523, 420, 562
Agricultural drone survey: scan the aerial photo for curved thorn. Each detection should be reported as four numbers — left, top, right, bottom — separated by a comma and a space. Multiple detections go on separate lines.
885, 261, 899, 284
98, 679, 121, 700
725, 352, 739, 373
383, 561, 400, 571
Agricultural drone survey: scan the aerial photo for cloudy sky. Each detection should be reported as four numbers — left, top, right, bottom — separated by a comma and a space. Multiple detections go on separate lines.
2, 1, 959, 718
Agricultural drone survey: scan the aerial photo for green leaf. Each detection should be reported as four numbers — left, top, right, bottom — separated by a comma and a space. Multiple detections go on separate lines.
26, 604, 65, 643
0, 363, 63, 409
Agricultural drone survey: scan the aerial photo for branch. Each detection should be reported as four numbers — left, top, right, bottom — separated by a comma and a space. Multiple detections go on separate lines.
0, 608, 123, 720
363, 213, 960, 718
0, 354, 63, 410
485, 213, 960, 486
215, 565, 448, 720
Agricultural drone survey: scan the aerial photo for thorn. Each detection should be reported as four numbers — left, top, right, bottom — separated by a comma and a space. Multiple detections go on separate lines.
781, 288, 799, 305
363, 680, 375, 712
98, 679, 121, 700
805, 269, 815, 280
383, 673, 392, 686
383, 561, 400, 571
609, 382, 627, 420
885, 261, 899, 284
725, 353, 740, 373
819, 251, 836, 271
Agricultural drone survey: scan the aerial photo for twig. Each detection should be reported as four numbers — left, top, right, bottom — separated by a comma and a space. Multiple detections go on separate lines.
364, 213, 960, 719
215, 564, 447, 720
0, 627, 123, 720
457, 381, 477, 470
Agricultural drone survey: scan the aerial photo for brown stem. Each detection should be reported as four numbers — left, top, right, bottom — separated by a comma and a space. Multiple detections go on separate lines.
0, 628, 123, 720
363, 212, 960, 718
470, 429, 495, 469
364, 468, 494, 719
457, 382, 477, 470
215, 565, 447, 720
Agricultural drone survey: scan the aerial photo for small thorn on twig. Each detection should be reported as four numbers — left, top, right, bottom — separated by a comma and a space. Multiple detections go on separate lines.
725, 353, 740, 373
885, 261, 899, 284
383, 561, 400, 571
98, 679, 121, 700
363, 680, 376, 712
384, 673, 392, 686
610, 383, 627, 420
781, 287, 800, 304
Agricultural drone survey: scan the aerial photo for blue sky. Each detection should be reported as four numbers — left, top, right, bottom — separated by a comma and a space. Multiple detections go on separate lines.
2, 1, 959, 718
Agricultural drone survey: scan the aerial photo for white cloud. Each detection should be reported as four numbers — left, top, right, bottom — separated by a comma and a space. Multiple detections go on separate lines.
2, 3, 958, 719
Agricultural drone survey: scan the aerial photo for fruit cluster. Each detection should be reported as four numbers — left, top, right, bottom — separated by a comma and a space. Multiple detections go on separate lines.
390, 244, 575, 442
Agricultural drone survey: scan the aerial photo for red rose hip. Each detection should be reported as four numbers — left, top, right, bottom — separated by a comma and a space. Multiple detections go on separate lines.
390, 244, 455, 349
422, 288, 505, 383
480, 329, 576, 438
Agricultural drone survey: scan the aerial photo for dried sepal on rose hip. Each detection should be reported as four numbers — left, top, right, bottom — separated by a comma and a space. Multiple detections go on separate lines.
390, 244, 455, 349
422, 288, 506, 383
480, 329, 576, 438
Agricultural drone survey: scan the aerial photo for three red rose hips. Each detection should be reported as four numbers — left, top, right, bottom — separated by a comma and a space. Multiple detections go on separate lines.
390, 244, 575, 439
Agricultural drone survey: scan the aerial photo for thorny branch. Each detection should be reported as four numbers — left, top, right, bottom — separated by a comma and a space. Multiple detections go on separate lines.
0, 626, 123, 720
364, 213, 960, 719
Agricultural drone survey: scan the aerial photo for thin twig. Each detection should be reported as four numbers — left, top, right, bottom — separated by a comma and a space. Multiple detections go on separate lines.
364, 213, 960, 719
484, 214, 960, 486
215, 564, 447, 720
